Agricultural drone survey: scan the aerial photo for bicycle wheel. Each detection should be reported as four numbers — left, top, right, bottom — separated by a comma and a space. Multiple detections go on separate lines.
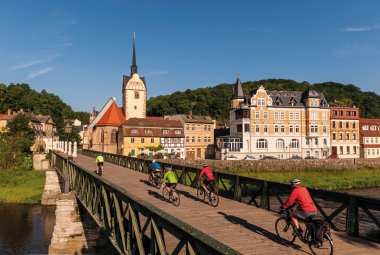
275, 217, 297, 243
155, 178, 162, 189
209, 191, 219, 207
171, 191, 180, 207
162, 188, 170, 201
307, 233, 334, 255
197, 187, 205, 201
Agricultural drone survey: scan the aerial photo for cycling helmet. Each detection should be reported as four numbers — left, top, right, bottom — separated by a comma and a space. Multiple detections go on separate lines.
202, 163, 208, 167
289, 178, 300, 185
152, 160, 156, 163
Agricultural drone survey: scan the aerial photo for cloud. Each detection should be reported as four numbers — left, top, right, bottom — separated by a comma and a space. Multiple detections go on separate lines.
28, 67, 54, 79
342, 26, 371, 32
11, 54, 60, 71
332, 42, 380, 56
145, 71, 170, 77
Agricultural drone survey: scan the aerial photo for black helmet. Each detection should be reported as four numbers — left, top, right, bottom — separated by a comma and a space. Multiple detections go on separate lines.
289, 178, 300, 185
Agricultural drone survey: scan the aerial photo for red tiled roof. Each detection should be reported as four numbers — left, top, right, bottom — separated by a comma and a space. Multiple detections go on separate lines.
124, 118, 183, 128
96, 100, 125, 127
360, 130, 380, 137
0, 114, 7, 119
360, 118, 380, 137
360, 118, 380, 125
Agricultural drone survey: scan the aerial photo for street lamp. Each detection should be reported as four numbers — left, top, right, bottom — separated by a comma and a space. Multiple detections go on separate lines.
64, 123, 72, 193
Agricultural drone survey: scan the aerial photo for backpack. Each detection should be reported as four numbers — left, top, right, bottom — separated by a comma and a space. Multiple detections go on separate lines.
312, 218, 329, 244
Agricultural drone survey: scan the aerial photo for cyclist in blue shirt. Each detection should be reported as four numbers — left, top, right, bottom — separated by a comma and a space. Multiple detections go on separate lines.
150, 160, 161, 179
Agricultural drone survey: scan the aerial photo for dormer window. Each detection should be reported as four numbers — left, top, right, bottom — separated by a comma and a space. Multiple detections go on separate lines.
362, 125, 369, 130
257, 98, 266, 106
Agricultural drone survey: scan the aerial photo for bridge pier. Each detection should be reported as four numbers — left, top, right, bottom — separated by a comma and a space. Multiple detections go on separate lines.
41, 170, 61, 205
49, 192, 89, 255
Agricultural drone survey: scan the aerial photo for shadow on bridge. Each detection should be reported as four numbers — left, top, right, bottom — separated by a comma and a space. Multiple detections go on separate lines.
217, 212, 312, 254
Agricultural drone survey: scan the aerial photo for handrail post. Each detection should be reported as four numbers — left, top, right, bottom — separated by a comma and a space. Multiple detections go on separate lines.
347, 196, 359, 237
260, 181, 269, 210
233, 175, 241, 201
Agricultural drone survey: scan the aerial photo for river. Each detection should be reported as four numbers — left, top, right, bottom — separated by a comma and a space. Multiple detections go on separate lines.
0, 203, 117, 255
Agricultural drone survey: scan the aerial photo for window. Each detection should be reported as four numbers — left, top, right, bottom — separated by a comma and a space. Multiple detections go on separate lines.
371, 125, 377, 131
276, 139, 285, 149
134, 106, 137, 110
111, 130, 117, 143
275, 125, 279, 133
198, 136, 201, 143
255, 112, 260, 119
322, 113, 327, 120
208, 137, 211, 142
353, 122, 356, 129
274, 112, 279, 120
204, 137, 207, 142
151, 138, 154, 143
290, 139, 299, 149
198, 125, 201, 131
237, 124, 242, 132
244, 124, 250, 132
192, 125, 195, 130
295, 113, 300, 120
131, 138, 135, 143
280, 112, 285, 120
323, 126, 327, 133
362, 125, 369, 130
315, 139, 318, 146
204, 125, 207, 131
339, 121, 342, 128
290, 126, 293, 133
256, 125, 260, 133
145, 129, 152, 134
281, 126, 285, 133
333, 133, 336, 140
332, 121, 336, 128
353, 132, 356, 140
346, 133, 350, 140
353, 146, 357, 154
131, 149, 135, 156
306, 138, 310, 145
352, 111, 357, 116
339, 133, 343, 140
134, 91, 139, 99
186, 124, 189, 130
347, 146, 350, 154
346, 122, 349, 128
264, 112, 269, 119
163, 129, 169, 134
295, 126, 300, 133
264, 125, 268, 133
258, 98, 266, 106
132, 129, 138, 134
323, 139, 327, 145
340, 146, 343, 154
192, 137, 195, 143
289, 112, 294, 120
208, 125, 211, 131
257, 139, 268, 149
186, 136, 189, 143
175, 129, 182, 134
141, 138, 145, 143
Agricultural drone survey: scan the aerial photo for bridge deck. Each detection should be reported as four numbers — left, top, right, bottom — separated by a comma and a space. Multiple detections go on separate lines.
73, 154, 380, 255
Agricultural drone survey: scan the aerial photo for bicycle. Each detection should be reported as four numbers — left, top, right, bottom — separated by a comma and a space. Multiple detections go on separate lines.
197, 181, 219, 207
94, 164, 102, 176
275, 208, 334, 255
148, 170, 162, 189
162, 183, 180, 206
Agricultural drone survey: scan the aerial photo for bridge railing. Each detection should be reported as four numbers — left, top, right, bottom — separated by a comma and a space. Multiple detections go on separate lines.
83, 149, 380, 243
52, 151, 240, 255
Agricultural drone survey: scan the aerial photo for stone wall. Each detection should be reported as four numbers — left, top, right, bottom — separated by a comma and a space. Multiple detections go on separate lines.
41, 170, 62, 205
159, 158, 380, 172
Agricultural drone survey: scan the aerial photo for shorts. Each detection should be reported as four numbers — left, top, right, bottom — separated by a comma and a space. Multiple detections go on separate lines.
203, 179, 215, 187
97, 162, 104, 166
292, 208, 317, 220
166, 183, 177, 189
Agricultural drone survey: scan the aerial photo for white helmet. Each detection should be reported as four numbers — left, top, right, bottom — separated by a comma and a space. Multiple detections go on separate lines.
152, 160, 156, 163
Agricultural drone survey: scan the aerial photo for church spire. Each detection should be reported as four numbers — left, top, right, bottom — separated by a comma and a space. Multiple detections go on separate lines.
130, 32, 138, 75
232, 74, 244, 99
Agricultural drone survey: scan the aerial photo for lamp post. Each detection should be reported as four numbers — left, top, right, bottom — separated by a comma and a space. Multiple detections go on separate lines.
64, 123, 72, 193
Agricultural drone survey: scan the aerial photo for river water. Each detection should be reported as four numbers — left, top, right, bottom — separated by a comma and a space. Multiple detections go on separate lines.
0, 203, 56, 254
0, 203, 117, 255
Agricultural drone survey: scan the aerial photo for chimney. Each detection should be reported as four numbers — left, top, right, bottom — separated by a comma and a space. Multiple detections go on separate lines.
7, 108, 12, 116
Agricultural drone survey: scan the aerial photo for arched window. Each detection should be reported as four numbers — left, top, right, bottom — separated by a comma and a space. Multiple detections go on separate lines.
290, 139, 299, 149
111, 130, 117, 143
276, 139, 284, 149
256, 139, 268, 149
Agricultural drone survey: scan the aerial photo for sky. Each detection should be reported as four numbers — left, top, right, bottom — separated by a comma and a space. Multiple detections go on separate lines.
1, 0, 380, 112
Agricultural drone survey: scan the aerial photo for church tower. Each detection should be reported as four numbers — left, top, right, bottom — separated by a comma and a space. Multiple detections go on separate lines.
122, 32, 147, 120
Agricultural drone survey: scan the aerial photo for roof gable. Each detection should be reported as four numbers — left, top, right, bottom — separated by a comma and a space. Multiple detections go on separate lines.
96, 99, 125, 127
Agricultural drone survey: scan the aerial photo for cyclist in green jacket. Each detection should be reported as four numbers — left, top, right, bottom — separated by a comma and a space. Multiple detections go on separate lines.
95, 155, 104, 174
163, 170, 178, 200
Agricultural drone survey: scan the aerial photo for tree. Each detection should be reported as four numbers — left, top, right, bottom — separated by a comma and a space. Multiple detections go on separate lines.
6, 114, 36, 155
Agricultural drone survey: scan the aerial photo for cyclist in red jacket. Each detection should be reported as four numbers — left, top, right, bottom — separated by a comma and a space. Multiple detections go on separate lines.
198, 163, 215, 194
281, 178, 318, 235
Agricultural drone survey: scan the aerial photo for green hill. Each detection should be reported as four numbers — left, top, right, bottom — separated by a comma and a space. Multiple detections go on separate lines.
147, 79, 380, 124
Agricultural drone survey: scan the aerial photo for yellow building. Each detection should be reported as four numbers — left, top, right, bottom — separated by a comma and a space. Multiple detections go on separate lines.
120, 117, 184, 158
165, 114, 216, 159
219, 77, 330, 159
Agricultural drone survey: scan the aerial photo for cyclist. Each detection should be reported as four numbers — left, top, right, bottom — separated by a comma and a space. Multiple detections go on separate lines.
150, 159, 161, 179
281, 178, 318, 236
198, 163, 215, 194
95, 155, 104, 174
163, 169, 178, 200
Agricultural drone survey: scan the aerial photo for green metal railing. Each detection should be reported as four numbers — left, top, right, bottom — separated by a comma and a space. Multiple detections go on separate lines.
82, 149, 380, 243
51, 151, 240, 255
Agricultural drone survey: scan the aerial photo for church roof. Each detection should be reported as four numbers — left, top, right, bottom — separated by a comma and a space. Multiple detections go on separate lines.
232, 76, 244, 99
96, 99, 125, 127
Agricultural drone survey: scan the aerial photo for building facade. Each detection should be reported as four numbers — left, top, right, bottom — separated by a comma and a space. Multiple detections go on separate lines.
360, 118, 380, 158
119, 117, 184, 158
165, 114, 216, 159
330, 106, 360, 158
218, 78, 330, 159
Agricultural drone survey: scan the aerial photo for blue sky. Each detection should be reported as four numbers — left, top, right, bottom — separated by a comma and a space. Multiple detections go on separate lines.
1, 0, 380, 112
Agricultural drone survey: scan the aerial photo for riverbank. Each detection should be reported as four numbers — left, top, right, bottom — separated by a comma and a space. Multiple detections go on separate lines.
0, 170, 46, 203
225, 167, 380, 190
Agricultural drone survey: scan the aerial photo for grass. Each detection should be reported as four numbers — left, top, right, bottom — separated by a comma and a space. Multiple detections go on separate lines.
0, 170, 46, 203
223, 167, 380, 190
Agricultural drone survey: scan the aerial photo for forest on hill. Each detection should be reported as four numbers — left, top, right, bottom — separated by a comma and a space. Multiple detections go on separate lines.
147, 79, 380, 124
0, 83, 89, 133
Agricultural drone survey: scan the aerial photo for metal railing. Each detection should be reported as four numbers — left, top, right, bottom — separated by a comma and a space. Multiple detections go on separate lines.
51, 151, 240, 255
82, 149, 380, 243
